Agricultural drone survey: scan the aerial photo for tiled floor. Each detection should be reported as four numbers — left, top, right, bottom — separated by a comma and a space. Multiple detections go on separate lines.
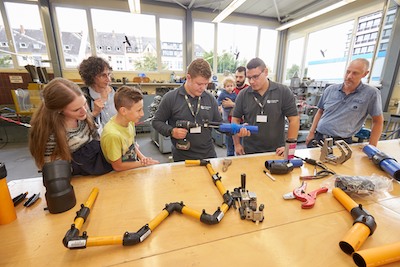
1, 142, 39, 182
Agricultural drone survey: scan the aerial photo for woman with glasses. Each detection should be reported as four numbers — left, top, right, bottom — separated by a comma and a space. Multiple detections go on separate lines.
232, 57, 300, 156
78, 56, 117, 134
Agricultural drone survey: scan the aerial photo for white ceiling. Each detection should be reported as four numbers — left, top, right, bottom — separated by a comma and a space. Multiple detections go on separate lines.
143, 0, 345, 24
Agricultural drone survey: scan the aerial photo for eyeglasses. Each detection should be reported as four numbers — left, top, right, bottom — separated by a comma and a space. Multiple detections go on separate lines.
98, 72, 112, 79
247, 70, 265, 81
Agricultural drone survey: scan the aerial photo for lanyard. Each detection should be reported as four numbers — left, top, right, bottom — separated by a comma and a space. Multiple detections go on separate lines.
253, 95, 268, 115
184, 95, 201, 123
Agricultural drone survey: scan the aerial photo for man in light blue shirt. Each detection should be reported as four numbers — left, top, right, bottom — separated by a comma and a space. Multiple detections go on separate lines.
306, 58, 384, 147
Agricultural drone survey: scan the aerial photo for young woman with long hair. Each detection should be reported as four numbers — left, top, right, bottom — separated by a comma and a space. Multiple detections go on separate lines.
29, 77, 112, 176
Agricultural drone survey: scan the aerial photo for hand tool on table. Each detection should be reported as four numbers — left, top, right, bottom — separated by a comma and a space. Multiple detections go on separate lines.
222, 159, 232, 172
263, 170, 276, 181
231, 173, 264, 223
24, 193, 41, 207
320, 138, 352, 164
264, 159, 303, 174
13, 191, 28, 206
283, 181, 328, 209
294, 155, 336, 180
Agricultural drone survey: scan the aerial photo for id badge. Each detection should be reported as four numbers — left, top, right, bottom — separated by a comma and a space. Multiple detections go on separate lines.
256, 115, 267, 123
190, 126, 202, 134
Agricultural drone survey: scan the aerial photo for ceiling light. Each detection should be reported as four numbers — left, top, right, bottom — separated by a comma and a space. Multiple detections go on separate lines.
212, 0, 247, 23
276, 0, 356, 31
128, 0, 141, 14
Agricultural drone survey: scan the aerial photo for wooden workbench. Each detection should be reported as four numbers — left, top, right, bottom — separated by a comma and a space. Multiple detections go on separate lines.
1, 140, 400, 266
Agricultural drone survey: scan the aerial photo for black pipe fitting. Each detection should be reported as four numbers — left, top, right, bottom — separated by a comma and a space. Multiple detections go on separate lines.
199, 160, 210, 166
164, 202, 184, 214
123, 225, 151, 246
74, 204, 90, 223
42, 160, 76, 214
200, 207, 223, 225
350, 204, 377, 236
222, 191, 234, 208
371, 151, 392, 167
63, 224, 87, 249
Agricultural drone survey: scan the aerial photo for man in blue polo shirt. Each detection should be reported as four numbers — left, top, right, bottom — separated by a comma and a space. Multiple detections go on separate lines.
306, 58, 384, 147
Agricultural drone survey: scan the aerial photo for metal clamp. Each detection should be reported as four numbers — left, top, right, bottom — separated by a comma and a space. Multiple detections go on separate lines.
320, 138, 352, 164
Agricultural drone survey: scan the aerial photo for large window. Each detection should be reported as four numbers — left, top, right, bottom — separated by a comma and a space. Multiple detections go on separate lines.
55, 7, 91, 68
217, 23, 257, 74
91, 9, 157, 71
194, 21, 214, 68
0, 12, 13, 68
305, 21, 354, 83
259, 28, 278, 75
160, 18, 183, 71
285, 37, 304, 83
370, 6, 397, 85
4, 2, 50, 67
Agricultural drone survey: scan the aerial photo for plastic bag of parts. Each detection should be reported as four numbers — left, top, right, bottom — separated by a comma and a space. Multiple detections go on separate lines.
324, 174, 393, 198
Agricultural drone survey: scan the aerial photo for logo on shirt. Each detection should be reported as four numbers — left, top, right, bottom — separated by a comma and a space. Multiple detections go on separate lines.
122, 143, 137, 162
201, 105, 211, 110
267, 100, 279, 104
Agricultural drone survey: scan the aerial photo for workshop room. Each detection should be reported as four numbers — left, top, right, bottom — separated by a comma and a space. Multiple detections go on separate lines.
1, 0, 400, 266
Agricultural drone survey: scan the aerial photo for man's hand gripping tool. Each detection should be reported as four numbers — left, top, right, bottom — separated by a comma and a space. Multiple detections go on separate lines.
283, 181, 328, 209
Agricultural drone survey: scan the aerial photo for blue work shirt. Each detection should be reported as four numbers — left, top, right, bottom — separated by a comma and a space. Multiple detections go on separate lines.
316, 82, 382, 138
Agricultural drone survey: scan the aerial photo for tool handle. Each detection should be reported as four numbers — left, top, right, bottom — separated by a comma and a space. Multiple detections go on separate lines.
241, 173, 246, 189
13, 192, 28, 206
218, 123, 258, 134
308, 187, 328, 199
176, 120, 199, 129
185, 160, 209, 166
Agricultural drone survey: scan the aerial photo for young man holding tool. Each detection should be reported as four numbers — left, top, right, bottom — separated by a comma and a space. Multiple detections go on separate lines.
152, 58, 223, 161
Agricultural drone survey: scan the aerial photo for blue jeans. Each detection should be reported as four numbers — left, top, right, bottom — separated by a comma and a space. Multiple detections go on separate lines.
225, 134, 235, 156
